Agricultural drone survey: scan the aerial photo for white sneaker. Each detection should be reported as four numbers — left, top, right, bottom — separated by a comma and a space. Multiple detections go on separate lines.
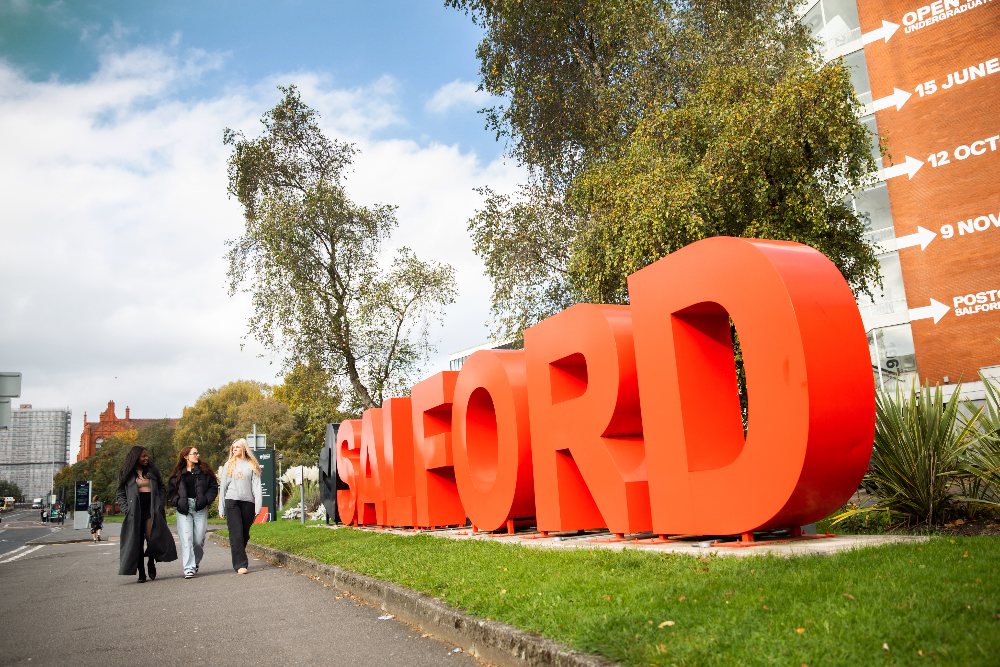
184, 571, 195, 579
237, 567, 248, 575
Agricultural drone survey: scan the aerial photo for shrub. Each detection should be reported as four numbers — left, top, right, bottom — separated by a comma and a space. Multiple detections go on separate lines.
835, 382, 984, 527
281, 479, 321, 513
961, 374, 1000, 508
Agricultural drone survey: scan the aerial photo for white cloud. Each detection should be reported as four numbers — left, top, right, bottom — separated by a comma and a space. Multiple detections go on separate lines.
425, 79, 492, 114
0, 45, 524, 463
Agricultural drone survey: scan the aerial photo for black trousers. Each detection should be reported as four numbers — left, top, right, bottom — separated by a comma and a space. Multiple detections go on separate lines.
225, 499, 255, 570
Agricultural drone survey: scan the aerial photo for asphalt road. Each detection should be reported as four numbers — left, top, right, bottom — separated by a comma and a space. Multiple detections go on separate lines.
0, 517, 481, 666
0, 508, 61, 559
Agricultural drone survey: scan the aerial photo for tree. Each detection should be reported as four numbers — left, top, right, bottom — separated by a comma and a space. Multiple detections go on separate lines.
0, 479, 24, 501
450, 0, 881, 338
468, 183, 580, 340
230, 397, 295, 453
224, 86, 457, 411
568, 58, 878, 304
272, 361, 349, 466
173, 381, 268, 469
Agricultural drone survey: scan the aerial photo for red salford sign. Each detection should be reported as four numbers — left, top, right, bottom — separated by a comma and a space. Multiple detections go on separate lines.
337, 237, 876, 536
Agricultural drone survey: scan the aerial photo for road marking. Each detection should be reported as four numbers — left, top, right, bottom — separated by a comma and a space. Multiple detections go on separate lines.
0, 545, 43, 564
0, 545, 27, 559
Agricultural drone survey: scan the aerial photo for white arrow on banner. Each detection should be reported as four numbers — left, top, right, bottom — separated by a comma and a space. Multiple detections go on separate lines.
827, 20, 901, 59
895, 225, 937, 251
876, 155, 924, 181
865, 87, 913, 115
909, 299, 950, 324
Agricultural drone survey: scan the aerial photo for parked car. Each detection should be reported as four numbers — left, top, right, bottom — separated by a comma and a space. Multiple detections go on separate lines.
32, 498, 43, 509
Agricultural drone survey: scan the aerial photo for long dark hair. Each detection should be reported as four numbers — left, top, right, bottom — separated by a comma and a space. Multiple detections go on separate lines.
166, 446, 218, 500
117, 445, 159, 491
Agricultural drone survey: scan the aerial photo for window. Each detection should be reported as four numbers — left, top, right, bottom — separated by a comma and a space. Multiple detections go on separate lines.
858, 252, 907, 316
842, 50, 873, 105
861, 116, 883, 170
851, 183, 894, 243
868, 323, 918, 388
803, 0, 862, 51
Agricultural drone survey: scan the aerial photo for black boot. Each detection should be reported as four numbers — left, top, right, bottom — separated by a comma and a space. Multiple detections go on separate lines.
147, 557, 156, 580
137, 561, 147, 583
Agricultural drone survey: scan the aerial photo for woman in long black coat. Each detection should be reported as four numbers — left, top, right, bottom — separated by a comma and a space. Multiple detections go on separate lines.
116, 445, 177, 582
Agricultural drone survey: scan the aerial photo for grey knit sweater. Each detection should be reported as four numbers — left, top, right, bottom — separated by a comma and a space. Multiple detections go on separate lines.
218, 459, 262, 516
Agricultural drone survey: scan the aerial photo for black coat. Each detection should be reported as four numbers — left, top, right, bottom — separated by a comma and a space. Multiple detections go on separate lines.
168, 466, 219, 514
116, 467, 177, 575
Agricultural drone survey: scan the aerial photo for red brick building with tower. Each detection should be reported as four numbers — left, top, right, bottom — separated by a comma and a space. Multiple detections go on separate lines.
77, 400, 178, 462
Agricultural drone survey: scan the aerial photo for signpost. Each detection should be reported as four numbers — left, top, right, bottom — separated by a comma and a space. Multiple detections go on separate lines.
254, 449, 277, 523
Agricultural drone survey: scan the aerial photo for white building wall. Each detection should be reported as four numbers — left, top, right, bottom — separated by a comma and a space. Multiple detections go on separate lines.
0, 407, 71, 500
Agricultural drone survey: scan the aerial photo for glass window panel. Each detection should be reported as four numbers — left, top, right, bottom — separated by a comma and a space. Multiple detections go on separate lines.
822, 0, 861, 31
862, 116, 882, 167
859, 251, 906, 315
854, 183, 894, 234
843, 50, 872, 104
803, 4, 824, 39
870, 323, 918, 391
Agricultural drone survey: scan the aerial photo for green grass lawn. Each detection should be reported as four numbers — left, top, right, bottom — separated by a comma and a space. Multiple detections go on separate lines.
237, 522, 999, 665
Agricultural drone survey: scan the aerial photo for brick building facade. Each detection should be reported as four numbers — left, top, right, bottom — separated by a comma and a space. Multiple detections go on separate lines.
77, 400, 177, 462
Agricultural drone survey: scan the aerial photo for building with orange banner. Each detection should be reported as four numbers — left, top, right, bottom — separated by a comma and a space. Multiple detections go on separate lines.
801, 0, 1000, 399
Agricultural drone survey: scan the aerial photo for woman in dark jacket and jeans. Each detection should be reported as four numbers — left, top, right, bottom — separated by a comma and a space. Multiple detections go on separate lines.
116, 446, 177, 582
166, 447, 219, 578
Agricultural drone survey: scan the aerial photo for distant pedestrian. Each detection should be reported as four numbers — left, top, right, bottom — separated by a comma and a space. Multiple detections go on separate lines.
88, 496, 104, 541
166, 446, 218, 579
218, 438, 262, 574
116, 446, 177, 583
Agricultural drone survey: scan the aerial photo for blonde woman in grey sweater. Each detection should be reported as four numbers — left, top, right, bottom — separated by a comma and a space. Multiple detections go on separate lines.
218, 438, 262, 574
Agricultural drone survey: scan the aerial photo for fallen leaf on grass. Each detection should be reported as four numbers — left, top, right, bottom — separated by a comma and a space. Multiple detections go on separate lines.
677, 595, 686, 602
795, 628, 806, 635
843, 593, 855, 601
658, 620, 675, 628
883, 643, 890, 651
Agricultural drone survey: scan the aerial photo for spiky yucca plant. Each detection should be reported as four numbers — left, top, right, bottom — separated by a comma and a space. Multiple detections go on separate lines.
962, 374, 1000, 506
837, 382, 983, 527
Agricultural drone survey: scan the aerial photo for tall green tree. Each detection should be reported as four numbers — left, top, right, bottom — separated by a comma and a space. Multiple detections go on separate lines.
272, 361, 349, 465
224, 86, 457, 411
230, 397, 295, 452
173, 380, 268, 469
451, 0, 880, 337
54, 422, 175, 510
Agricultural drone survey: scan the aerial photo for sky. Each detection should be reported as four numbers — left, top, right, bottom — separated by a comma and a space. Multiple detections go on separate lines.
0, 0, 526, 462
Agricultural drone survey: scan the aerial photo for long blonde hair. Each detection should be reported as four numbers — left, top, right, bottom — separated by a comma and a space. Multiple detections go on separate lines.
224, 438, 261, 476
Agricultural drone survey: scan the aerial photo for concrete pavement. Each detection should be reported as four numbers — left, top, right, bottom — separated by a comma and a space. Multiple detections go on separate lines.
0, 523, 480, 666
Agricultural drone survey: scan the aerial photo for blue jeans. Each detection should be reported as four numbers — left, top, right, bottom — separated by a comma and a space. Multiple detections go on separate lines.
176, 505, 208, 574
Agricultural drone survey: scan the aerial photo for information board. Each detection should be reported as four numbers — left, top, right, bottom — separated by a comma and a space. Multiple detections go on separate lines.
74, 480, 90, 511
255, 449, 277, 523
